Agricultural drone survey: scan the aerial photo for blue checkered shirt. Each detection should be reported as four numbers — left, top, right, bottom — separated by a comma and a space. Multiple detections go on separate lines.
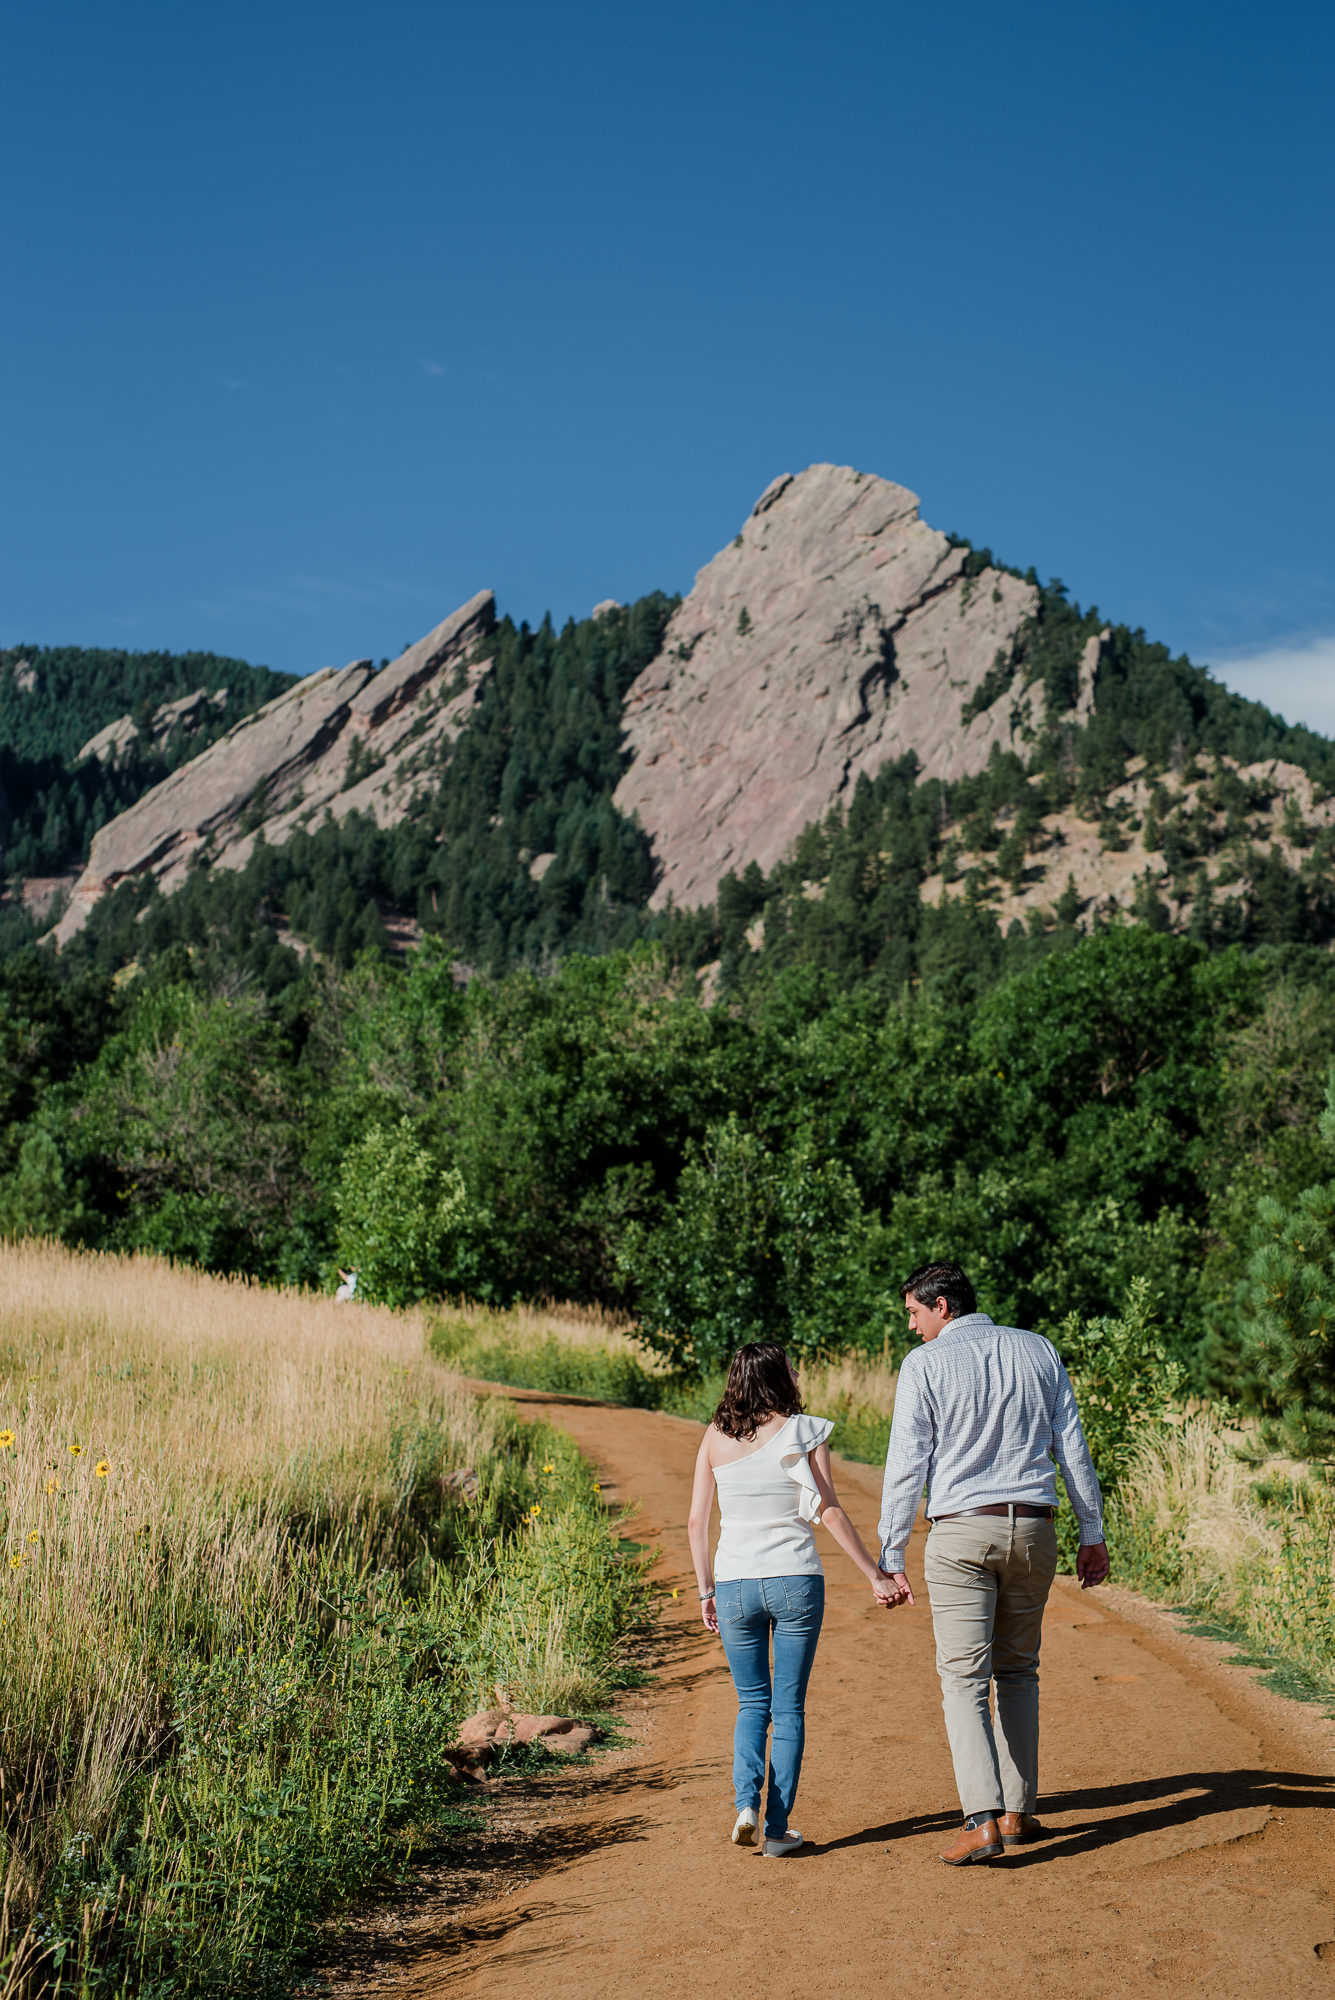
877, 1312, 1105, 1573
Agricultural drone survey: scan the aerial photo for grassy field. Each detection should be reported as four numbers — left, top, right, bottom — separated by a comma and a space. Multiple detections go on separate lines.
0, 1245, 647, 1998
8, 1257, 1331, 1994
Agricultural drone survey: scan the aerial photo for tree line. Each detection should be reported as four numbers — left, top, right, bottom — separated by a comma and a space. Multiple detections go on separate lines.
3, 918, 1335, 1448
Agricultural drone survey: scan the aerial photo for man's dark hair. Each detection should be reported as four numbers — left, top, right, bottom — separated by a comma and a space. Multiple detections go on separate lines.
899, 1261, 977, 1319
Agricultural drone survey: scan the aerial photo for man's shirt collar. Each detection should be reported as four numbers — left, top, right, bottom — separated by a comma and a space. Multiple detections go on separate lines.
934, 1311, 995, 1342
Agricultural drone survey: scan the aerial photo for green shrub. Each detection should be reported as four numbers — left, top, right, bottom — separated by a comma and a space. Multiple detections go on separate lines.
1231, 1078, 1335, 1460
1053, 1276, 1186, 1566
335, 1117, 468, 1307
620, 1115, 897, 1373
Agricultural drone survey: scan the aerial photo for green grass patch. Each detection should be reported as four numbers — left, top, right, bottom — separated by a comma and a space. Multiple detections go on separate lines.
427, 1317, 895, 1466
1174, 1609, 1335, 1714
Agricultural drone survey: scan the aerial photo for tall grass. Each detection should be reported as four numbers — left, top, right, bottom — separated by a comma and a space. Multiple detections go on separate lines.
1111, 1415, 1335, 1699
429, 1303, 900, 1463
0, 1244, 647, 1998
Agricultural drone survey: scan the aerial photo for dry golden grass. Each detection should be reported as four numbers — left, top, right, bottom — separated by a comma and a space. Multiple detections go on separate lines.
437, 1294, 900, 1413
1114, 1414, 1335, 1696
1117, 1416, 1282, 1580
798, 1348, 898, 1420
438, 1292, 668, 1361
0, 1240, 530, 1941
428, 1298, 899, 1469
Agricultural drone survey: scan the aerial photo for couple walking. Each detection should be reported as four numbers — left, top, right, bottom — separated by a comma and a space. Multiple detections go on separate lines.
686, 1261, 1110, 1863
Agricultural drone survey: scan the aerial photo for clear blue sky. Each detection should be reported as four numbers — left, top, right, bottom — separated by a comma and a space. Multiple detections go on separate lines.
4, 2, 1334, 722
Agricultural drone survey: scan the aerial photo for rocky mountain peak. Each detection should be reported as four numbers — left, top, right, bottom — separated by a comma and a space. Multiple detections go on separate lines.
612, 463, 1042, 909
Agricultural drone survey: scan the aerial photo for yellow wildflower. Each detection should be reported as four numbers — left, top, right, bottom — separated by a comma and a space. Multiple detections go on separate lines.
68, 1444, 83, 1459
27, 1532, 37, 1545
95, 1461, 109, 1479
672, 1588, 679, 1599
530, 1503, 541, 1516
593, 1482, 602, 1492
9, 1553, 22, 1571
0, 1431, 13, 1449
542, 1463, 554, 1474
45, 1478, 58, 1495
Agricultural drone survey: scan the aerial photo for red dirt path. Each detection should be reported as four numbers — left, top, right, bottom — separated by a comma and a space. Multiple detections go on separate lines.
361, 1388, 1335, 1997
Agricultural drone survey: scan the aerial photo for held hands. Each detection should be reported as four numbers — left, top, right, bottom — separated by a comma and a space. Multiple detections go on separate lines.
1077, 1541, 1110, 1589
872, 1568, 914, 1609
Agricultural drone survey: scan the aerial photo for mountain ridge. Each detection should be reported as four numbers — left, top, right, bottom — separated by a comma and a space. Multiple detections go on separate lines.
19, 462, 1335, 970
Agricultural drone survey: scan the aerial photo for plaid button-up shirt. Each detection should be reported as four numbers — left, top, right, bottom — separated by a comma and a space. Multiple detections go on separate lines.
877, 1312, 1105, 1573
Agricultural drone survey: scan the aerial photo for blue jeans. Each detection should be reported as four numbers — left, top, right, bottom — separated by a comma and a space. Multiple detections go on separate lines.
715, 1573, 825, 1838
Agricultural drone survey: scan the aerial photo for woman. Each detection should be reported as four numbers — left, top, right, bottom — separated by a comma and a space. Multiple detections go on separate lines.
687, 1341, 903, 1857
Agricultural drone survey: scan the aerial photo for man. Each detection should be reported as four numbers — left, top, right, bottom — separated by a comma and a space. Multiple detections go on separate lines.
878, 1260, 1109, 1866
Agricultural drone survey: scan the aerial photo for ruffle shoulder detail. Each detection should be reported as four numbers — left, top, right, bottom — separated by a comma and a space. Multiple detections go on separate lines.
776, 1414, 835, 1524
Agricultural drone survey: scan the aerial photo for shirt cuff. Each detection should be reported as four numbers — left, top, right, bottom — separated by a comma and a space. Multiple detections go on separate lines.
881, 1545, 907, 1573
1077, 1518, 1106, 1545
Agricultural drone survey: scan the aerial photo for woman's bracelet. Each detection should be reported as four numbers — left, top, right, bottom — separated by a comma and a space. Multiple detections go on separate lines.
699, 1585, 716, 1599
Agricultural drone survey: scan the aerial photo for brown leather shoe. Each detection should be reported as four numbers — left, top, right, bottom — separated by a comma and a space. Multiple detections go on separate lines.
998, 1812, 1047, 1846
939, 1818, 1003, 1865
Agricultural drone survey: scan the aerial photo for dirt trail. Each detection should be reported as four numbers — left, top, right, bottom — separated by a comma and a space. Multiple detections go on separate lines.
375, 1389, 1335, 1996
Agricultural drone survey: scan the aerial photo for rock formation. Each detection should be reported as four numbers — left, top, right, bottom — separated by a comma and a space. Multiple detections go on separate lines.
921, 754, 1335, 936
78, 687, 231, 766
612, 464, 1042, 909
54, 591, 496, 943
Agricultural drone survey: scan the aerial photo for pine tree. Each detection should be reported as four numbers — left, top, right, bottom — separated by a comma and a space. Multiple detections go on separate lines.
1233, 1074, 1335, 1459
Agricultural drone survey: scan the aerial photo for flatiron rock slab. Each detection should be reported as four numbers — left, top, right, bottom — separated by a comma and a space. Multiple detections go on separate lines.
613, 463, 1040, 909
54, 591, 496, 942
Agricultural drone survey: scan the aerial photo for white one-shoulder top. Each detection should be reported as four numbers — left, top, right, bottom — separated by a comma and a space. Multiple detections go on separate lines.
712, 1413, 835, 1581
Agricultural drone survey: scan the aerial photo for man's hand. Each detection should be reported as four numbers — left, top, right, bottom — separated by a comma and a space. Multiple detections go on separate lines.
873, 1569, 915, 1608
1077, 1541, 1110, 1589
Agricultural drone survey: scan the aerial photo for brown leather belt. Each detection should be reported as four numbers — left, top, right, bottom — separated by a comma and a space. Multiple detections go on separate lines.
931, 1503, 1055, 1522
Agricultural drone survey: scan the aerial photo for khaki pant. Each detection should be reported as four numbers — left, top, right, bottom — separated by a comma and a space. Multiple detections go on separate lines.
923, 1514, 1059, 1819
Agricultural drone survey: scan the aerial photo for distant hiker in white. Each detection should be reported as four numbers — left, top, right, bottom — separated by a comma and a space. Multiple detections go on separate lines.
878, 1261, 1109, 1867
334, 1268, 358, 1302
687, 1342, 904, 1857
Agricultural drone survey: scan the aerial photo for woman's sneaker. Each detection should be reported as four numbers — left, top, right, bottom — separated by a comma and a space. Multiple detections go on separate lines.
731, 1808, 759, 1846
763, 1829, 803, 1857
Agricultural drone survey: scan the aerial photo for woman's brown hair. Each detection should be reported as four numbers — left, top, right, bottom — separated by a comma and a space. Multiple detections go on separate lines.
712, 1342, 804, 1441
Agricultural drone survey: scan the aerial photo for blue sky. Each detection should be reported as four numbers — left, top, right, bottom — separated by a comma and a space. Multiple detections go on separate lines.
3, 2, 1334, 725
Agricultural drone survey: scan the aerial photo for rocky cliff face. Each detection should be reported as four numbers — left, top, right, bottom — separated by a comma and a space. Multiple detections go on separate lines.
611, 464, 1044, 909
54, 592, 496, 943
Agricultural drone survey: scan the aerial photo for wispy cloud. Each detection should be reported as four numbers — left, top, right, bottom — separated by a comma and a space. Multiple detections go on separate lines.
218, 376, 247, 391
1212, 636, 1335, 736
419, 358, 445, 376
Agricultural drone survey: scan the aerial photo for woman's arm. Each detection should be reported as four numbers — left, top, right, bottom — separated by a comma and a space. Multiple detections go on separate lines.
687, 1429, 721, 1632
809, 1443, 907, 1605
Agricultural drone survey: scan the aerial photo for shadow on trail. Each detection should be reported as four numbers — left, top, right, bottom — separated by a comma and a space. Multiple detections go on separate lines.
811, 1768, 1335, 1861
319, 1811, 652, 1982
